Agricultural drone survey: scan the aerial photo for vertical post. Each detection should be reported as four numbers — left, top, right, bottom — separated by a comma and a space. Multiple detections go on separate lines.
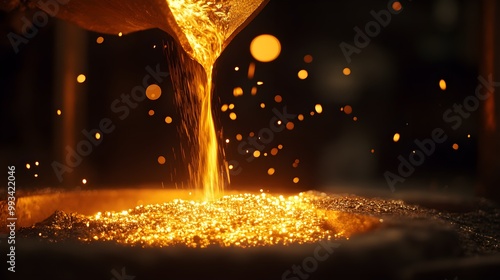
477, 0, 500, 202
52, 20, 88, 187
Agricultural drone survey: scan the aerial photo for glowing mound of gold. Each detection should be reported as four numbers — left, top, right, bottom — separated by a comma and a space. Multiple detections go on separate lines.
24, 192, 381, 248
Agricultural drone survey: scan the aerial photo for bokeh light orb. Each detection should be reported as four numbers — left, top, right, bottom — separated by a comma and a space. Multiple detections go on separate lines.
250, 34, 281, 62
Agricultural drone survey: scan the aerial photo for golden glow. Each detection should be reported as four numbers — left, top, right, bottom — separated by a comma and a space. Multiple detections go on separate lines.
34, 174, 38, 178
257, 81, 264, 85
82, 179, 87, 184
315, 104, 323, 114
253, 150, 261, 158
343, 105, 353, 115
35, 161, 39, 166
95, 132, 101, 140
146, 84, 162, 100
439, 79, 446, 91
233, 87, 244, 97
267, 168, 275, 175
298, 70, 308, 80
158, 156, 166, 164
467, 134, 471, 138
250, 34, 281, 62
260, 103, 266, 109
304, 54, 313, 63
225, 138, 230, 144
221, 104, 228, 112
76, 74, 86, 83
393, 133, 401, 142
165, 116, 173, 124
118, 32, 123, 37
234, 66, 239, 71
229, 112, 237, 120
452, 143, 459, 150
56, 109, 62, 115
26, 163, 30, 169
228, 103, 235, 110
343, 67, 351, 76
96, 36, 104, 44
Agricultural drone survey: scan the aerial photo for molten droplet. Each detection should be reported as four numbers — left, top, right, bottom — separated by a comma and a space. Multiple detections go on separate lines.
343, 67, 351, 76
148, 110, 155, 116
298, 114, 304, 121
315, 104, 323, 114
233, 87, 244, 97
96, 36, 104, 44
304, 54, 313, 63
221, 104, 228, 112
56, 109, 62, 116
250, 34, 281, 62
146, 84, 162, 100
267, 168, 275, 175
452, 143, 459, 150
165, 116, 173, 124
286, 122, 295, 130
293, 177, 300, 183
26, 163, 30, 169
229, 112, 237, 120
253, 150, 261, 158
343, 105, 353, 114
95, 132, 101, 140
228, 104, 235, 110
260, 103, 266, 109
82, 179, 87, 184
271, 148, 278, 156
77, 74, 86, 83
439, 79, 446, 91
298, 70, 308, 80
274, 95, 282, 103
251, 86, 258, 95
393, 133, 401, 142
392, 1, 402, 12
234, 66, 240, 71
158, 156, 166, 165
236, 134, 243, 141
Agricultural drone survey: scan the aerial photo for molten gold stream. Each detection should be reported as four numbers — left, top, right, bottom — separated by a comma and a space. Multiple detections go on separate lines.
166, 0, 231, 200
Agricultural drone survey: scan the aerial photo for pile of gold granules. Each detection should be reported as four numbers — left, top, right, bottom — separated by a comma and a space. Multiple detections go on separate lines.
19, 192, 386, 248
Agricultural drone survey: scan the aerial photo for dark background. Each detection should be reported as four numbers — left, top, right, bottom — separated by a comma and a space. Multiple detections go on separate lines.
0, 0, 483, 196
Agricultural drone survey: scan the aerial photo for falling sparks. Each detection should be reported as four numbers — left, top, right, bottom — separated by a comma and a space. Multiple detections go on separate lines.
439, 79, 447, 91
452, 143, 459, 150
260, 103, 266, 109
274, 95, 283, 103
250, 34, 281, 62
253, 150, 261, 158
146, 84, 162, 100
148, 110, 155, 116
118, 32, 123, 37
76, 74, 86, 83
95, 132, 101, 140
236, 134, 243, 141
298, 114, 304, 121
56, 109, 62, 116
221, 104, 228, 112
247, 62, 256, 79
229, 112, 237, 120
26, 163, 30, 169
267, 168, 275, 175
234, 66, 239, 71
286, 122, 295, 130
35, 161, 39, 166
165, 116, 173, 124
393, 133, 401, 142
251, 86, 258, 95
293, 177, 300, 183
298, 70, 308, 80
342, 67, 351, 76
82, 179, 87, 185
96, 36, 104, 44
